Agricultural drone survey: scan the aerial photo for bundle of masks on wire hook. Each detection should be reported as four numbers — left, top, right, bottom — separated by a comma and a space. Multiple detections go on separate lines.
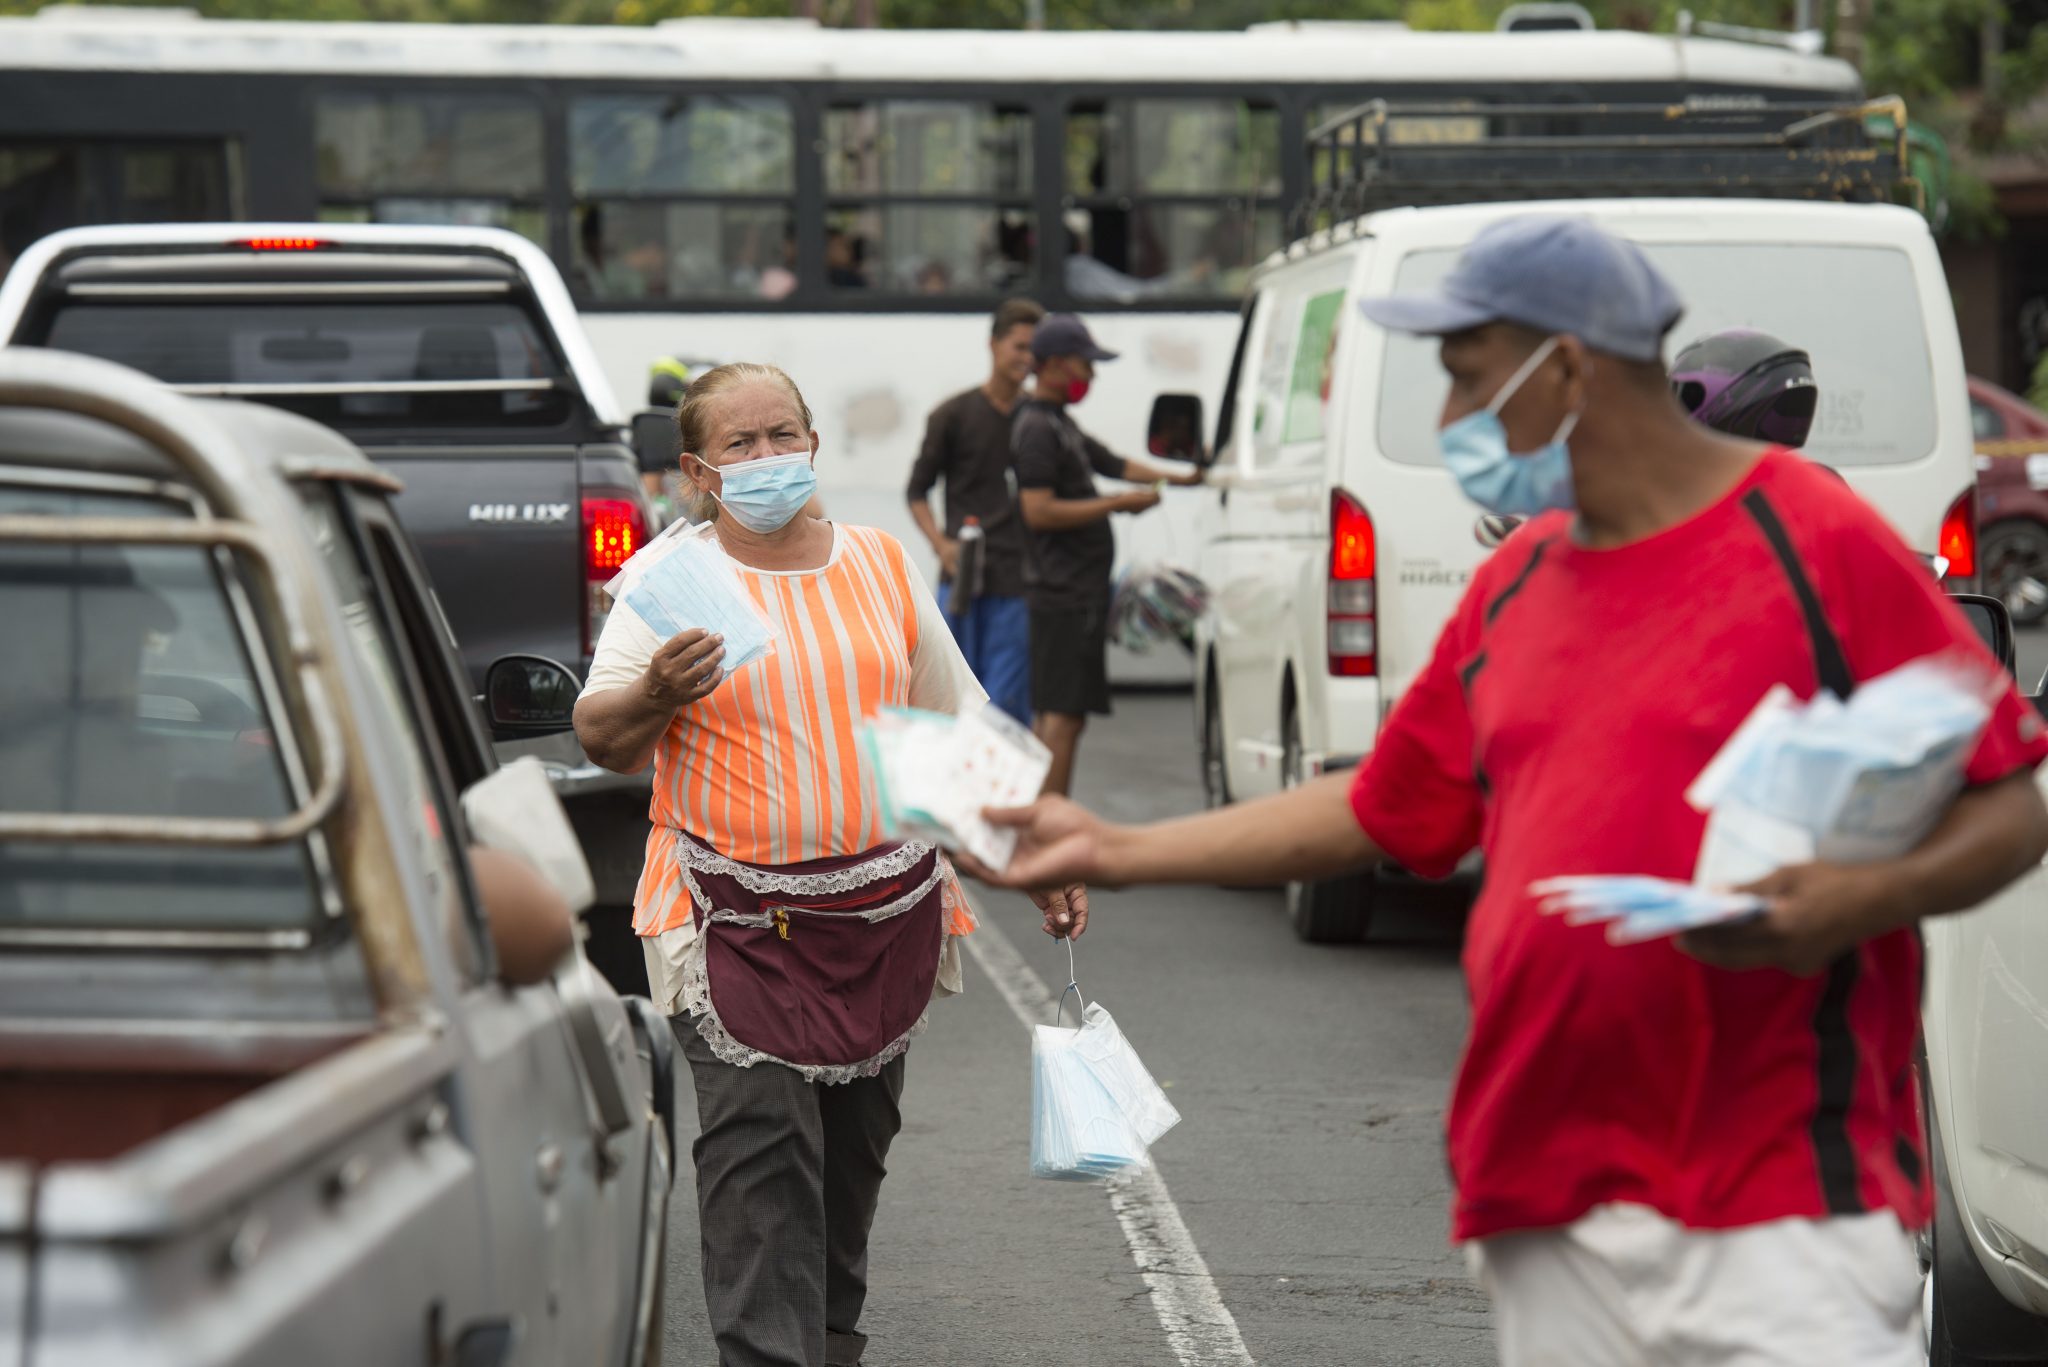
1030, 945, 1181, 1181
1534, 652, 2002, 945
1108, 563, 1209, 655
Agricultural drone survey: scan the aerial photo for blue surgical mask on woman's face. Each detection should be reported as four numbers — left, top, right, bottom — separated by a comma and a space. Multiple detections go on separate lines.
699, 450, 816, 534
1437, 336, 1582, 517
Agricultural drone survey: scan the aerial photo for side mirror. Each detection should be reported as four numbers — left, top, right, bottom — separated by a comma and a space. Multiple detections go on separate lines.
484, 654, 581, 738
1950, 592, 2017, 677
631, 408, 678, 475
1147, 392, 1207, 466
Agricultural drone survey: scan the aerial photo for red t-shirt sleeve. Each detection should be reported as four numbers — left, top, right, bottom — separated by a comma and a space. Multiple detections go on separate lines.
1348, 580, 1486, 879
1817, 485, 2048, 785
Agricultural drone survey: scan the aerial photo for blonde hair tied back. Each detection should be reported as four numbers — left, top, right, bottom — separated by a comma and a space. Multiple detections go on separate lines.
675, 362, 816, 524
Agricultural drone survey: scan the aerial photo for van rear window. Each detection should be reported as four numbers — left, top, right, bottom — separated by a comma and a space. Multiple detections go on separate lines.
38, 299, 572, 432
1375, 243, 1937, 469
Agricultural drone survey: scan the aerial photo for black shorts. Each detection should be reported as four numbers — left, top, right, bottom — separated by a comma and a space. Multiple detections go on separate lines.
1029, 603, 1112, 717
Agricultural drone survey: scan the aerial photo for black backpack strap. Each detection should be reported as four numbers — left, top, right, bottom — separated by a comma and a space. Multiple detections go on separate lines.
1742, 488, 1854, 700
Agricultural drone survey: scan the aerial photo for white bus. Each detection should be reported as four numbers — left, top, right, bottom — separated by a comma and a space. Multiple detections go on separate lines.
0, 9, 1858, 681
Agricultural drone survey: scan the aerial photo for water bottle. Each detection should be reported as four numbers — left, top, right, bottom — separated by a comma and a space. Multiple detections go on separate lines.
956, 516, 986, 612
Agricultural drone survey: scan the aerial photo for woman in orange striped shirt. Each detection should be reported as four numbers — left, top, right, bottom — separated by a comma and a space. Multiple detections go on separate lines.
574, 363, 1077, 1367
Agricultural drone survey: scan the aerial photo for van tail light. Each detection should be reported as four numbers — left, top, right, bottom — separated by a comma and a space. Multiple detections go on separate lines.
583, 496, 646, 656
1940, 486, 1978, 582
1328, 488, 1377, 678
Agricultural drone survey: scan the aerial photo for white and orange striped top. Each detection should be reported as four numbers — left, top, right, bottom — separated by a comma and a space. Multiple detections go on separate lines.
581, 521, 985, 938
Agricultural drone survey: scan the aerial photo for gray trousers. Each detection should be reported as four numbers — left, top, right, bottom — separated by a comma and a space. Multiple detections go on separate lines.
675, 1015, 906, 1367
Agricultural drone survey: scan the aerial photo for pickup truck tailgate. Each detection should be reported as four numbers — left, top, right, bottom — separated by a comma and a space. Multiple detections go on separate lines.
369, 444, 582, 690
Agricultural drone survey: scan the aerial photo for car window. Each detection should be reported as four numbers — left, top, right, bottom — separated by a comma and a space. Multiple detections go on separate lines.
1248, 261, 1352, 471
1377, 243, 1939, 469
38, 299, 573, 432
300, 487, 486, 981
0, 483, 318, 931
1973, 397, 2007, 441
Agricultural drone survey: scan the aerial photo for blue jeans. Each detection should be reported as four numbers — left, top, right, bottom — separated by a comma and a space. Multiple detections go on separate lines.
936, 586, 1031, 726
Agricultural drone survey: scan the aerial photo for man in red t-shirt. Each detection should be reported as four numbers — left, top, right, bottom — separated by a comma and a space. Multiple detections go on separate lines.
978, 217, 2048, 1365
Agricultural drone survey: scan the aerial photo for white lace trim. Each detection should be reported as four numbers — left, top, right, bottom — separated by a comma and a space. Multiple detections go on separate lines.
674, 831, 933, 896
679, 930, 947, 1085
698, 862, 945, 929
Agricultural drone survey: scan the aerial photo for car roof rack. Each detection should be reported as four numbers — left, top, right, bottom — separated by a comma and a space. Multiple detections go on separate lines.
1293, 96, 1916, 237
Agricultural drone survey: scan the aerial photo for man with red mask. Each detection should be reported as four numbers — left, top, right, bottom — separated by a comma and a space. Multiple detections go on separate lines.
1015, 312, 1201, 795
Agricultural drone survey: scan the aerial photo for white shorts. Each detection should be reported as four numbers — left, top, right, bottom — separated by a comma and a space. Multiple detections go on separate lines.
1467, 1203, 1922, 1367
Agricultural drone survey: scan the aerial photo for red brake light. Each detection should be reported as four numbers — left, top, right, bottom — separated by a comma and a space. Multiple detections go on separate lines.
1331, 488, 1376, 582
236, 236, 329, 252
1328, 489, 1377, 678
1940, 487, 1977, 580
584, 497, 641, 575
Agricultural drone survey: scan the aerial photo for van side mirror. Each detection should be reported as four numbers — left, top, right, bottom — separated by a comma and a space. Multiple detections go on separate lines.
484, 654, 582, 737
1949, 593, 2017, 677
631, 408, 678, 475
1147, 393, 1207, 466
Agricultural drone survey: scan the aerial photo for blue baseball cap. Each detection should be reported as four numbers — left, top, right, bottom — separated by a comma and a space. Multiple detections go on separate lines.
1032, 313, 1119, 363
1358, 215, 1684, 363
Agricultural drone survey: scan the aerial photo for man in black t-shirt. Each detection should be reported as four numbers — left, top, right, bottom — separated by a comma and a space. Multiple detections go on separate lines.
907, 298, 1043, 724
1016, 312, 1201, 796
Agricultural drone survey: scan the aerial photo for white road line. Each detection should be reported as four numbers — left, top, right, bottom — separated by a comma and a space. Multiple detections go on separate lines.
962, 919, 1258, 1367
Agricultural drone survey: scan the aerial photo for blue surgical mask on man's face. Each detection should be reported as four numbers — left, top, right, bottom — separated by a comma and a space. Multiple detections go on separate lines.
699, 450, 816, 533
1437, 336, 1582, 517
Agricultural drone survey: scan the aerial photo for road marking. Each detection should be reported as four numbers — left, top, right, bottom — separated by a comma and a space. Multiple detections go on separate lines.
962, 918, 1258, 1367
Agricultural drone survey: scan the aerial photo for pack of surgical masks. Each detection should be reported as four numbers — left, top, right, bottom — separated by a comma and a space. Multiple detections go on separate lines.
1688, 655, 1999, 886
1534, 875, 1765, 944
859, 703, 1051, 872
608, 522, 780, 675
1031, 950, 1180, 1181
1534, 653, 1998, 945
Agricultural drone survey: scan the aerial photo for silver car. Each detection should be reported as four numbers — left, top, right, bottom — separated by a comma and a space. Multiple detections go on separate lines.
0, 348, 672, 1367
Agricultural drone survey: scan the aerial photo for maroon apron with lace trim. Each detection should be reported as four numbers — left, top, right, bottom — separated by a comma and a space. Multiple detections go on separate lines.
685, 836, 945, 1073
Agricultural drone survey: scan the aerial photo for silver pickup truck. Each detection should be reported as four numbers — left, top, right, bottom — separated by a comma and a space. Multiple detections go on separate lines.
0, 347, 672, 1366
0, 224, 663, 930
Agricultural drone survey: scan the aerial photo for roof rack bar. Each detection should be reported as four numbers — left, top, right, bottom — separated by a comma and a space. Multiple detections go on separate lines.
1294, 97, 1915, 235
167, 378, 558, 397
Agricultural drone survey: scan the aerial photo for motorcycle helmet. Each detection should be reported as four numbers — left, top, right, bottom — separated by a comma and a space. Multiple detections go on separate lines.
1670, 328, 1818, 448
647, 355, 693, 409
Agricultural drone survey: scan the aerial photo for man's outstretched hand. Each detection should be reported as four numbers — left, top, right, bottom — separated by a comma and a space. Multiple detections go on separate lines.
981, 795, 1112, 890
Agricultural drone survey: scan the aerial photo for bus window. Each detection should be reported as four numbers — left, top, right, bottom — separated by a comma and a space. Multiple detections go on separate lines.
1, 141, 238, 274
315, 92, 544, 247
1063, 98, 1281, 304
822, 101, 1034, 297
570, 93, 795, 303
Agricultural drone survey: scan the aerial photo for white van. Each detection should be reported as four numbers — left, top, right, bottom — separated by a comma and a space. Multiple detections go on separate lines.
1188, 196, 1980, 940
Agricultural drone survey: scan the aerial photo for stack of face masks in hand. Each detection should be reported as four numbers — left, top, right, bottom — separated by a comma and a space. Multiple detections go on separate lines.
1032, 999, 1181, 1182
1536, 653, 2000, 945
859, 703, 1051, 872
1533, 876, 1765, 945
1109, 563, 1209, 654
609, 524, 781, 674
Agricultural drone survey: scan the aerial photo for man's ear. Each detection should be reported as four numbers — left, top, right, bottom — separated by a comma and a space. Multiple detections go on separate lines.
1554, 334, 1595, 407
808, 431, 821, 462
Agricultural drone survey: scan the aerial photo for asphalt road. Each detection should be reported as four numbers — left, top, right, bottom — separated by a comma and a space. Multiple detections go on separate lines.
645, 692, 1492, 1367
